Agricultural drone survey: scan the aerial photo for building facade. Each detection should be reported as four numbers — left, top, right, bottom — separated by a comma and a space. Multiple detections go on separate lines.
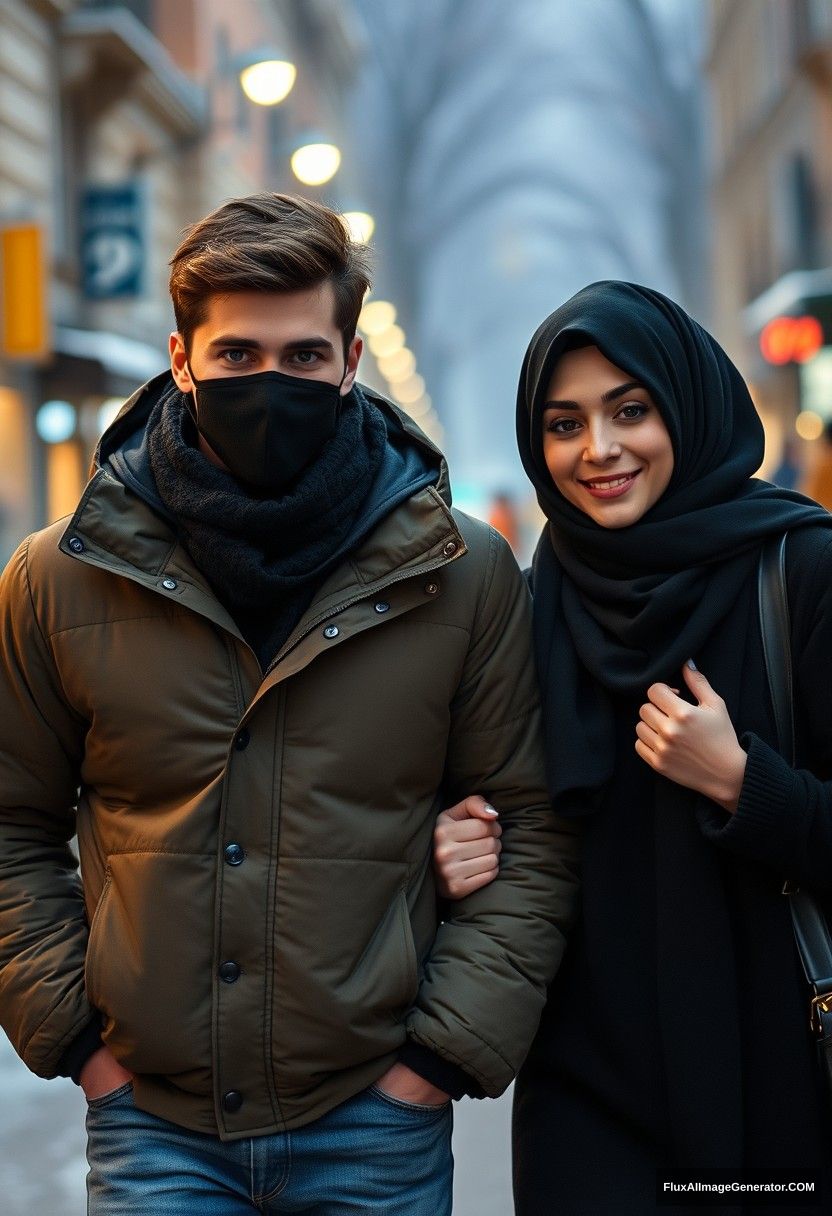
709, 0, 832, 475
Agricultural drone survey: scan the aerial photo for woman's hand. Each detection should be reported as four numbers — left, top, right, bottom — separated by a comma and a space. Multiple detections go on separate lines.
433, 795, 502, 899
635, 661, 747, 812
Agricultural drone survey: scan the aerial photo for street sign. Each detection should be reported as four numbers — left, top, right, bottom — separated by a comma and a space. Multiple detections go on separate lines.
80, 183, 145, 300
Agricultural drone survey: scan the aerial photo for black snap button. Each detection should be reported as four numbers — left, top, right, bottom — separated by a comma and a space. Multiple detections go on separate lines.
374, 601, 390, 614
161, 578, 177, 591
234, 728, 250, 751
224, 843, 245, 866
323, 625, 339, 639
219, 961, 241, 983
68, 537, 84, 553
443, 541, 458, 557
425, 582, 439, 596
223, 1090, 243, 1113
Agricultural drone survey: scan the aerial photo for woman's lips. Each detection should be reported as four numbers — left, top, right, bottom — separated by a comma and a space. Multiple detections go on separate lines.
578, 469, 642, 499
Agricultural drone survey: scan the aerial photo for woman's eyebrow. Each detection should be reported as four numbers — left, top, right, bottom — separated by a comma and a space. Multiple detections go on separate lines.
542, 376, 647, 411
543, 380, 644, 411
601, 380, 643, 403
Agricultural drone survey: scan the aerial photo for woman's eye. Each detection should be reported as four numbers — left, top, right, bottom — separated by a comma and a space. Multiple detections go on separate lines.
546, 417, 581, 435
617, 402, 648, 420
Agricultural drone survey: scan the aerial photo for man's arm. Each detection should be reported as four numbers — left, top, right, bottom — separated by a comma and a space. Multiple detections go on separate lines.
0, 539, 96, 1078
404, 527, 581, 1097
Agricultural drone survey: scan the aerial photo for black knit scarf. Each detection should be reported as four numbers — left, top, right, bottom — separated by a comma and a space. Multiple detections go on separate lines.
146, 381, 387, 666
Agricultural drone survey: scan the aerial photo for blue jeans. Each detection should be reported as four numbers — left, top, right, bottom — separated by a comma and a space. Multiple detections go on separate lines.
86, 1081, 453, 1215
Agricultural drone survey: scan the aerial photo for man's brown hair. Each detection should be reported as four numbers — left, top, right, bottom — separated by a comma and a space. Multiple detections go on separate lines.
169, 193, 372, 356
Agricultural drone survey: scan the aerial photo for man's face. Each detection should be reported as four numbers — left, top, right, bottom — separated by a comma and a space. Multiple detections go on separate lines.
169, 283, 362, 469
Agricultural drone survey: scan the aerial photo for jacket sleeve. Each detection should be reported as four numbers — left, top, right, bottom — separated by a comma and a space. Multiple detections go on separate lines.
698, 531, 832, 891
405, 528, 581, 1097
0, 539, 95, 1077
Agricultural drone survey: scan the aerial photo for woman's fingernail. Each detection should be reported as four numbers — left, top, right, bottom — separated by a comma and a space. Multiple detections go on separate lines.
484, 805, 498, 816
686, 658, 698, 671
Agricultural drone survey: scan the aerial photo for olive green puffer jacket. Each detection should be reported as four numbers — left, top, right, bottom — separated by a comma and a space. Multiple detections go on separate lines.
0, 382, 579, 1140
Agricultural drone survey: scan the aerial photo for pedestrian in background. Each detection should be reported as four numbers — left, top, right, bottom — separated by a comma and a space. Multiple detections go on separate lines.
435, 281, 832, 1213
0, 192, 579, 1216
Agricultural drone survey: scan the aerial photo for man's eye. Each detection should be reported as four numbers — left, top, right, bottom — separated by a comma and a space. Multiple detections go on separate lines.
221, 349, 249, 364
292, 350, 319, 365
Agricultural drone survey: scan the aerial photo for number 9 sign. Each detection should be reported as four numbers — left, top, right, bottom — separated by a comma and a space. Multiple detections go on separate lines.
81, 183, 145, 300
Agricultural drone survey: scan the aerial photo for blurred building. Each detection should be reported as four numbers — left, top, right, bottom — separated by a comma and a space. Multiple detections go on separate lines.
709, 0, 832, 478
348, 0, 706, 525
0, 0, 362, 564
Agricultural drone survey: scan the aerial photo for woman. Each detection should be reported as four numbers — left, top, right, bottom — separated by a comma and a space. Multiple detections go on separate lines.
435, 282, 832, 1213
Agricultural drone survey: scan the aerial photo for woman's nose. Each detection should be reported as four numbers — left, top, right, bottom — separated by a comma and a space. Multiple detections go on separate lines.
583, 423, 621, 463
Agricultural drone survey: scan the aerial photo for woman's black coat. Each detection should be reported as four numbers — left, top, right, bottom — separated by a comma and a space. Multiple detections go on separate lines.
512, 282, 832, 1215
513, 525, 832, 1215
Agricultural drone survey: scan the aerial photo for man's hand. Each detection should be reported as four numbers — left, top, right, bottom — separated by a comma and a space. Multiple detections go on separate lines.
374, 1061, 449, 1106
434, 795, 501, 899
79, 1045, 133, 1102
635, 662, 747, 812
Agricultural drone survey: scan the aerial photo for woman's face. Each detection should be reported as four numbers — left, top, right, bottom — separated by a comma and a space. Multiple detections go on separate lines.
541, 344, 674, 529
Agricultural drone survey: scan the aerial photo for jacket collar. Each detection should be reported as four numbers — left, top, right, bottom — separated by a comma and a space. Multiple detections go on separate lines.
60, 440, 464, 657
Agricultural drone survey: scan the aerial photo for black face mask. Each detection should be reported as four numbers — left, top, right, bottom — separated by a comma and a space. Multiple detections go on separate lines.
187, 367, 344, 490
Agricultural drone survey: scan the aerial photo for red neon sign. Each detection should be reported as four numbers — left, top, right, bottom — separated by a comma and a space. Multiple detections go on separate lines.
760, 315, 823, 365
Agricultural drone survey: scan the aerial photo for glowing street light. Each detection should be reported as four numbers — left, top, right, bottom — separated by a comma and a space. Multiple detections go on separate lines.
407, 395, 432, 419
290, 138, 341, 186
368, 325, 406, 358
377, 348, 416, 382
36, 400, 76, 444
239, 55, 297, 106
796, 410, 825, 441
393, 374, 426, 404
359, 300, 396, 334
342, 210, 375, 244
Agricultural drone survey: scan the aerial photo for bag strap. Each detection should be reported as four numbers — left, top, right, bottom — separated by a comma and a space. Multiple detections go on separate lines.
758, 534, 832, 1030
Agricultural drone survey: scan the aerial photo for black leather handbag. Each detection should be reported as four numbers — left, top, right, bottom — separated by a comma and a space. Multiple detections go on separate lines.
758, 534, 832, 1094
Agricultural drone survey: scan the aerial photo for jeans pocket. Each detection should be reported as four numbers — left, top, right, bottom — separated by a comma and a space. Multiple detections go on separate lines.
86, 1081, 134, 1110
368, 1084, 450, 1118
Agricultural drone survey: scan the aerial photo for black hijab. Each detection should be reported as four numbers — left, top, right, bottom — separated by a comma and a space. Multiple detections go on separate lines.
516, 280, 830, 815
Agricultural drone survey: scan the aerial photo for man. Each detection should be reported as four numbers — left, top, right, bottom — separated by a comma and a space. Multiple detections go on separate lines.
0, 193, 579, 1214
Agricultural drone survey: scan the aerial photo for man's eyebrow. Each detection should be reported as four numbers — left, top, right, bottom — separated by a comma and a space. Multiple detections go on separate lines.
543, 380, 645, 410
206, 335, 335, 352
282, 337, 334, 352
207, 336, 262, 350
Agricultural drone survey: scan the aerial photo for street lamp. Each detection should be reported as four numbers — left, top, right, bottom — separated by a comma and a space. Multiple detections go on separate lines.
368, 325, 406, 358
377, 348, 416, 382
290, 134, 341, 186
359, 300, 396, 334
36, 400, 76, 444
238, 49, 297, 106
342, 209, 375, 243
